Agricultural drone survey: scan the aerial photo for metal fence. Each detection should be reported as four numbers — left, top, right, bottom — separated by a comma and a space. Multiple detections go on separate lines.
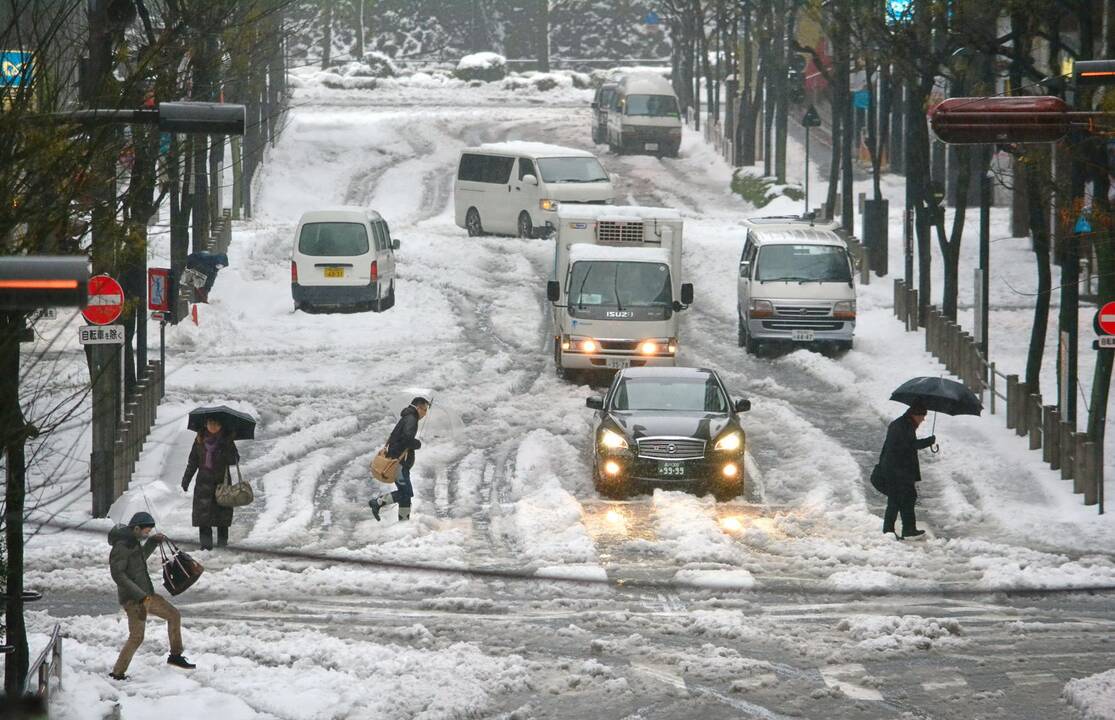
112, 360, 166, 503
27, 624, 62, 704
893, 279, 1104, 513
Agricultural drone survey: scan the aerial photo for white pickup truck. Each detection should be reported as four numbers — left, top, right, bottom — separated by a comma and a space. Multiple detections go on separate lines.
545, 205, 693, 378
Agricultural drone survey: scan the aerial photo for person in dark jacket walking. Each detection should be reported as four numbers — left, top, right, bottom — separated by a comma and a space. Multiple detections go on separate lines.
181, 417, 239, 549
109, 512, 195, 679
369, 396, 429, 522
877, 401, 936, 539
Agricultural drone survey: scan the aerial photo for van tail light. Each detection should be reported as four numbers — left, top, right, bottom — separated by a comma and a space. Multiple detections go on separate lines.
291, 261, 298, 284
370, 260, 379, 284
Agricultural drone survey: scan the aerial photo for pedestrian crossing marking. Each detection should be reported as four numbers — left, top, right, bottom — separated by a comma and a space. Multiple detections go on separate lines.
820, 664, 884, 701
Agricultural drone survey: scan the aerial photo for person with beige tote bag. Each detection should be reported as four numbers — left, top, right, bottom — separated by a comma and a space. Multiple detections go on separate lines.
368, 395, 430, 521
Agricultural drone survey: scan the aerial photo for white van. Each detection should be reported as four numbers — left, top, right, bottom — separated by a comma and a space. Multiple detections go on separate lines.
736, 217, 856, 353
607, 73, 682, 157
291, 208, 399, 313
454, 141, 615, 239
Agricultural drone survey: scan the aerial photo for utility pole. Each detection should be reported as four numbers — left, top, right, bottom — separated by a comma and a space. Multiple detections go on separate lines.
2, 313, 30, 696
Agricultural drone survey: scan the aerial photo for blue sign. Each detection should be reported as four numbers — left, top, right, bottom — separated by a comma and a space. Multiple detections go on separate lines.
853, 90, 871, 110
886, 0, 913, 22
1075, 214, 1093, 234
644, 10, 660, 25
159, 132, 172, 156
1, 50, 33, 88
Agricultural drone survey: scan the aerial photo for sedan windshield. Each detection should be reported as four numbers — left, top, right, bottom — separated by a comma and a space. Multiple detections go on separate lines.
298, 222, 369, 256
537, 157, 609, 183
756, 244, 852, 283
611, 376, 729, 413
569, 261, 672, 308
625, 94, 680, 117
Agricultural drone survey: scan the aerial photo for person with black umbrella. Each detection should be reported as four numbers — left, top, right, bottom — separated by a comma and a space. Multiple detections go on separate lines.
874, 399, 936, 539
181, 416, 240, 549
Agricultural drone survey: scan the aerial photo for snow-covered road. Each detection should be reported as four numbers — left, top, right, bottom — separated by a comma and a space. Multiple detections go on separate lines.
25, 84, 1115, 719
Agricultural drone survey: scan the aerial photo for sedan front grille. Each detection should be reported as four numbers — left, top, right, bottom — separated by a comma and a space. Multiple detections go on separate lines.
636, 437, 706, 460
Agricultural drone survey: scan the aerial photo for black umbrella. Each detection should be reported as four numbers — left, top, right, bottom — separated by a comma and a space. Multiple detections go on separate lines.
187, 406, 256, 440
890, 376, 983, 417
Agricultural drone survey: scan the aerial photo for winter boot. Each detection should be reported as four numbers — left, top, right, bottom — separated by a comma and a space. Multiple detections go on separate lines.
398, 505, 411, 521
901, 529, 927, 539
368, 493, 394, 522
167, 654, 196, 670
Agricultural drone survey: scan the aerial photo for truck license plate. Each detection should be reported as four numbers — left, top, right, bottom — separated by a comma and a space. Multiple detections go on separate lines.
605, 358, 630, 369
645, 142, 659, 151
791, 329, 815, 342
658, 462, 685, 477
324, 267, 345, 278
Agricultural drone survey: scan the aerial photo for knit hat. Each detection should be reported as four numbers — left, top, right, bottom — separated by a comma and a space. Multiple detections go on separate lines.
128, 512, 156, 529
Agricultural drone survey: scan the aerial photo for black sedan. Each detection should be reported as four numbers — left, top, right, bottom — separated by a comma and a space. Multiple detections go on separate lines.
586, 366, 750, 500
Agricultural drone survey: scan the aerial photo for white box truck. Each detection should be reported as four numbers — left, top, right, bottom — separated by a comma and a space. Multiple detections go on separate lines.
546, 205, 693, 376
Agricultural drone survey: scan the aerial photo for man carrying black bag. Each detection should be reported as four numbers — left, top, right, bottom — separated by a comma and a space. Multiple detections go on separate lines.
108, 512, 196, 680
873, 401, 936, 539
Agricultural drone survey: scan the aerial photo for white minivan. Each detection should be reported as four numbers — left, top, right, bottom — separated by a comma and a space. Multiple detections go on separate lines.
737, 217, 856, 353
291, 208, 399, 313
606, 73, 683, 157
454, 141, 615, 239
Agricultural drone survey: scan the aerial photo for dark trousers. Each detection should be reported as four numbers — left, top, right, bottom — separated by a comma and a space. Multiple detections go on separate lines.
199, 526, 228, 549
390, 465, 413, 507
883, 495, 917, 535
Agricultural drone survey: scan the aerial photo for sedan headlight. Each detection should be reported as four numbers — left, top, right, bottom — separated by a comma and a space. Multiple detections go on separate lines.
600, 429, 628, 449
714, 431, 743, 452
540, 199, 560, 211
833, 300, 856, 320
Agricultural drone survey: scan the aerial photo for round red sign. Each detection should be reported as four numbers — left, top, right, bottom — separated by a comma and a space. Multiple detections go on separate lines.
82, 274, 124, 326
1099, 302, 1115, 336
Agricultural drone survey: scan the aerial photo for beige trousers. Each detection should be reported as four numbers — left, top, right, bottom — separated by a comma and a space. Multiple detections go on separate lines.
112, 595, 183, 675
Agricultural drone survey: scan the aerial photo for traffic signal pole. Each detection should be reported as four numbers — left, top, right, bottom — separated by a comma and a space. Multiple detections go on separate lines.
1, 313, 30, 696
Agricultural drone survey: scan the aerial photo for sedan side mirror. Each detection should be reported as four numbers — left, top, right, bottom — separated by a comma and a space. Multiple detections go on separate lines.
734, 398, 751, 413
586, 396, 604, 410
680, 282, 694, 305
546, 280, 560, 302
392, 239, 401, 250
739, 261, 750, 278
523, 174, 539, 186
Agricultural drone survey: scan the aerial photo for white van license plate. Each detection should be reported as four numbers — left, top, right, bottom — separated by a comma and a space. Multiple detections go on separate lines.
324, 267, 345, 279
605, 358, 630, 369
645, 142, 659, 151
792, 330, 816, 342
658, 462, 686, 477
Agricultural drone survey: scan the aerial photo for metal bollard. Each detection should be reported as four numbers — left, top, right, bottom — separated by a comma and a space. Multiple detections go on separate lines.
895, 280, 903, 318
1016, 382, 1029, 436
1061, 422, 1074, 480
1049, 408, 1062, 469
1005, 375, 1019, 429
1074, 433, 1087, 494
909, 288, 919, 329
990, 363, 997, 414
113, 437, 126, 498
1084, 441, 1098, 505
1042, 405, 1056, 461
1029, 395, 1042, 450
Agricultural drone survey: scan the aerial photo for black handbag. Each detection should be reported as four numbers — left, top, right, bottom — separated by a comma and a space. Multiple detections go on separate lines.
160, 539, 204, 596
869, 463, 889, 496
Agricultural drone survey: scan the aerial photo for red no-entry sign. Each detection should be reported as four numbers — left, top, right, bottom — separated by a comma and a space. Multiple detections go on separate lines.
1098, 302, 1115, 336
82, 274, 124, 325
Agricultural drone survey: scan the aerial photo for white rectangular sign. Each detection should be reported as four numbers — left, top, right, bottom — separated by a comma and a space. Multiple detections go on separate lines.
1097, 336, 1115, 349
79, 324, 125, 345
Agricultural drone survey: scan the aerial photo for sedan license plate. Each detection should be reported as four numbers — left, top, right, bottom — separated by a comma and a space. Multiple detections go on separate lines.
658, 462, 686, 478
324, 267, 345, 279
605, 358, 630, 369
645, 142, 660, 151
791, 329, 815, 342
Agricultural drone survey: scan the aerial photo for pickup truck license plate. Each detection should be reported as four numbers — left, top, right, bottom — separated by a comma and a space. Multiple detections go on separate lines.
791, 329, 815, 342
605, 358, 630, 369
658, 462, 685, 477
645, 142, 659, 151
324, 267, 345, 278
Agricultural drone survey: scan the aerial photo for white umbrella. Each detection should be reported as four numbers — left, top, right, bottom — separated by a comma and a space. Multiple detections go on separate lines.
386, 387, 464, 441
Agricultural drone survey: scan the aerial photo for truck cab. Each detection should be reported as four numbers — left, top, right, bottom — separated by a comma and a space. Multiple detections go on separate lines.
546, 205, 693, 379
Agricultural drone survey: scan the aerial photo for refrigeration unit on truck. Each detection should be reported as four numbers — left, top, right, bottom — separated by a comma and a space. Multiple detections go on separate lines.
546, 205, 693, 376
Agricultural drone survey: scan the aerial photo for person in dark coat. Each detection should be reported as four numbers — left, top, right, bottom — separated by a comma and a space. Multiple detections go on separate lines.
877, 400, 936, 538
369, 396, 429, 522
181, 417, 239, 549
109, 512, 195, 679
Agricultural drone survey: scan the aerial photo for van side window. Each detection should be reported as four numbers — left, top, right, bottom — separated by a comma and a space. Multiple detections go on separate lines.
371, 222, 386, 251
519, 158, 535, 180
380, 222, 393, 251
458, 153, 485, 181
485, 156, 514, 184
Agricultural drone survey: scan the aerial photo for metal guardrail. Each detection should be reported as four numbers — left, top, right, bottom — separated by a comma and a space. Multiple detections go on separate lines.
26, 624, 62, 704
893, 279, 1104, 513
111, 358, 166, 502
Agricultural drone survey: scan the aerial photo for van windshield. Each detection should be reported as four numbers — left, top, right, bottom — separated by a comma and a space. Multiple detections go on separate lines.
756, 244, 852, 283
298, 222, 369, 256
625, 94, 680, 118
569, 261, 672, 308
537, 157, 609, 183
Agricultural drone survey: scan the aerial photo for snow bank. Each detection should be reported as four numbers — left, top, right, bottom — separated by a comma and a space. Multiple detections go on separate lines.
836, 614, 964, 653
455, 52, 507, 82
1064, 669, 1115, 720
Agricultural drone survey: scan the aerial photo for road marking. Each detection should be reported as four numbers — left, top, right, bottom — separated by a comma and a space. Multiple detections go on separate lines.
691, 684, 795, 720
1007, 671, 1061, 686
921, 673, 968, 692
820, 664, 884, 701
632, 662, 687, 691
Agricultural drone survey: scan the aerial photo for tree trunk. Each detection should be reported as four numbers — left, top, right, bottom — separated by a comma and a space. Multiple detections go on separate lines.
537, 0, 550, 72
1024, 151, 1052, 393
355, 0, 365, 59
320, 0, 334, 69
773, 0, 788, 183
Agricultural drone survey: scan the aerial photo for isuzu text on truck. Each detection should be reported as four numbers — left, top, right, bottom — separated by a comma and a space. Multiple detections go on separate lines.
546, 205, 693, 379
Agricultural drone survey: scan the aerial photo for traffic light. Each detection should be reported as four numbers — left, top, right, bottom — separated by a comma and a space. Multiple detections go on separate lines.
0, 256, 89, 311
